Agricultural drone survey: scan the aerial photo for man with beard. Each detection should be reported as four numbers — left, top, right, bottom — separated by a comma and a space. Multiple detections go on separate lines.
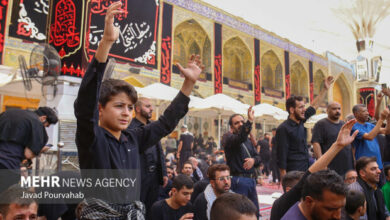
0, 107, 58, 193
281, 169, 348, 220
127, 97, 168, 218
312, 102, 354, 176
348, 156, 390, 220
276, 76, 334, 178
193, 164, 232, 220
351, 104, 390, 186
222, 107, 261, 216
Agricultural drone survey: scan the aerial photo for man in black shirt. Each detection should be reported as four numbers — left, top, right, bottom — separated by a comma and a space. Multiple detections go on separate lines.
193, 164, 232, 220
312, 102, 354, 176
257, 134, 271, 176
276, 76, 334, 178
222, 107, 261, 215
127, 97, 168, 218
177, 125, 194, 171
0, 107, 58, 193
150, 174, 194, 220
74, 2, 203, 218
270, 128, 280, 184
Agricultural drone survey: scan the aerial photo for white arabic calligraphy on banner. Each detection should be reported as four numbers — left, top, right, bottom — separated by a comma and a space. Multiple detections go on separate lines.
89, 21, 152, 54
17, 0, 48, 40
34, 0, 49, 14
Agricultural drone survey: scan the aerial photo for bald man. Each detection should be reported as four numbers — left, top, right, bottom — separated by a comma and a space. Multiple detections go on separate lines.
127, 97, 168, 218
311, 102, 354, 176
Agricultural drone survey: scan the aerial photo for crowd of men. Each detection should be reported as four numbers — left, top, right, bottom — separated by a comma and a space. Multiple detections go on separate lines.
0, 2, 390, 220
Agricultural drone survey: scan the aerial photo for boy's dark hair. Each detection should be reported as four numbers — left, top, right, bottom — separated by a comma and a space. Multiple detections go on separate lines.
228, 114, 243, 126
99, 79, 138, 107
356, 156, 377, 176
0, 185, 37, 215
35, 107, 58, 124
286, 96, 303, 114
207, 164, 230, 180
301, 169, 347, 201
282, 171, 305, 193
166, 166, 173, 170
385, 165, 390, 178
272, 128, 277, 131
210, 193, 257, 220
345, 190, 365, 215
172, 174, 194, 191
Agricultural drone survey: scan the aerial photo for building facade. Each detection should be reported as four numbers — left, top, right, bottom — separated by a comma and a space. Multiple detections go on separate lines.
0, 0, 357, 147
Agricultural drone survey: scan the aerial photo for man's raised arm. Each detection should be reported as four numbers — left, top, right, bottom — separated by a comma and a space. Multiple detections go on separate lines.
136, 55, 204, 151
223, 107, 254, 149
74, 2, 124, 147
311, 76, 334, 109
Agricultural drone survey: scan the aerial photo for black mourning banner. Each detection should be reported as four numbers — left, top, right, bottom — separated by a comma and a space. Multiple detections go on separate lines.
160, 3, 173, 85
309, 61, 313, 102
8, 0, 48, 43
48, 0, 85, 77
359, 87, 375, 117
214, 23, 222, 94
254, 38, 261, 104
284, 51, 290, 98
0, 0, 9, 64
86, 0, 160, 69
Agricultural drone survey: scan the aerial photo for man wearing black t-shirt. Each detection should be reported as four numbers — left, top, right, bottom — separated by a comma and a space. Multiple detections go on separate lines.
177, 125, 194, 171
276, 76, 334, 178
312, 102, 354, 176
151, 174, 194, 220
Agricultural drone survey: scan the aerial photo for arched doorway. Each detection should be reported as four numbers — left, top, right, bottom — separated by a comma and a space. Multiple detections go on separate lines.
261, 50, 283, 92
290, 61, 309, 100
173, 19, 212, 79
313, 70, 327, 104
223, 37, 252, 84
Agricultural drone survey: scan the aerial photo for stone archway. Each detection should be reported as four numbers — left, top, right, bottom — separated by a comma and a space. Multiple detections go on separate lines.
290, 61, 309, 99
313, 69, 327, 103
173, 19, 212, 78
223, 37, 252, 83
261, 50, 283, 92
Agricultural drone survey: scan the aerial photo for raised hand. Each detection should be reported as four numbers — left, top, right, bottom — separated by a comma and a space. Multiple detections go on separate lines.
102, 2, 125, 43
335, 119, 358, 147
377, 92, 384, 103
324, 76, 335, 90
176, 54, 204, 84
247, 106, 254, 122
383, 87, 390, 97
380, 108, 390, 120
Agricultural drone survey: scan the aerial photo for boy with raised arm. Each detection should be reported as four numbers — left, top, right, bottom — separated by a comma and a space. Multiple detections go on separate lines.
74, 2, 203, 219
